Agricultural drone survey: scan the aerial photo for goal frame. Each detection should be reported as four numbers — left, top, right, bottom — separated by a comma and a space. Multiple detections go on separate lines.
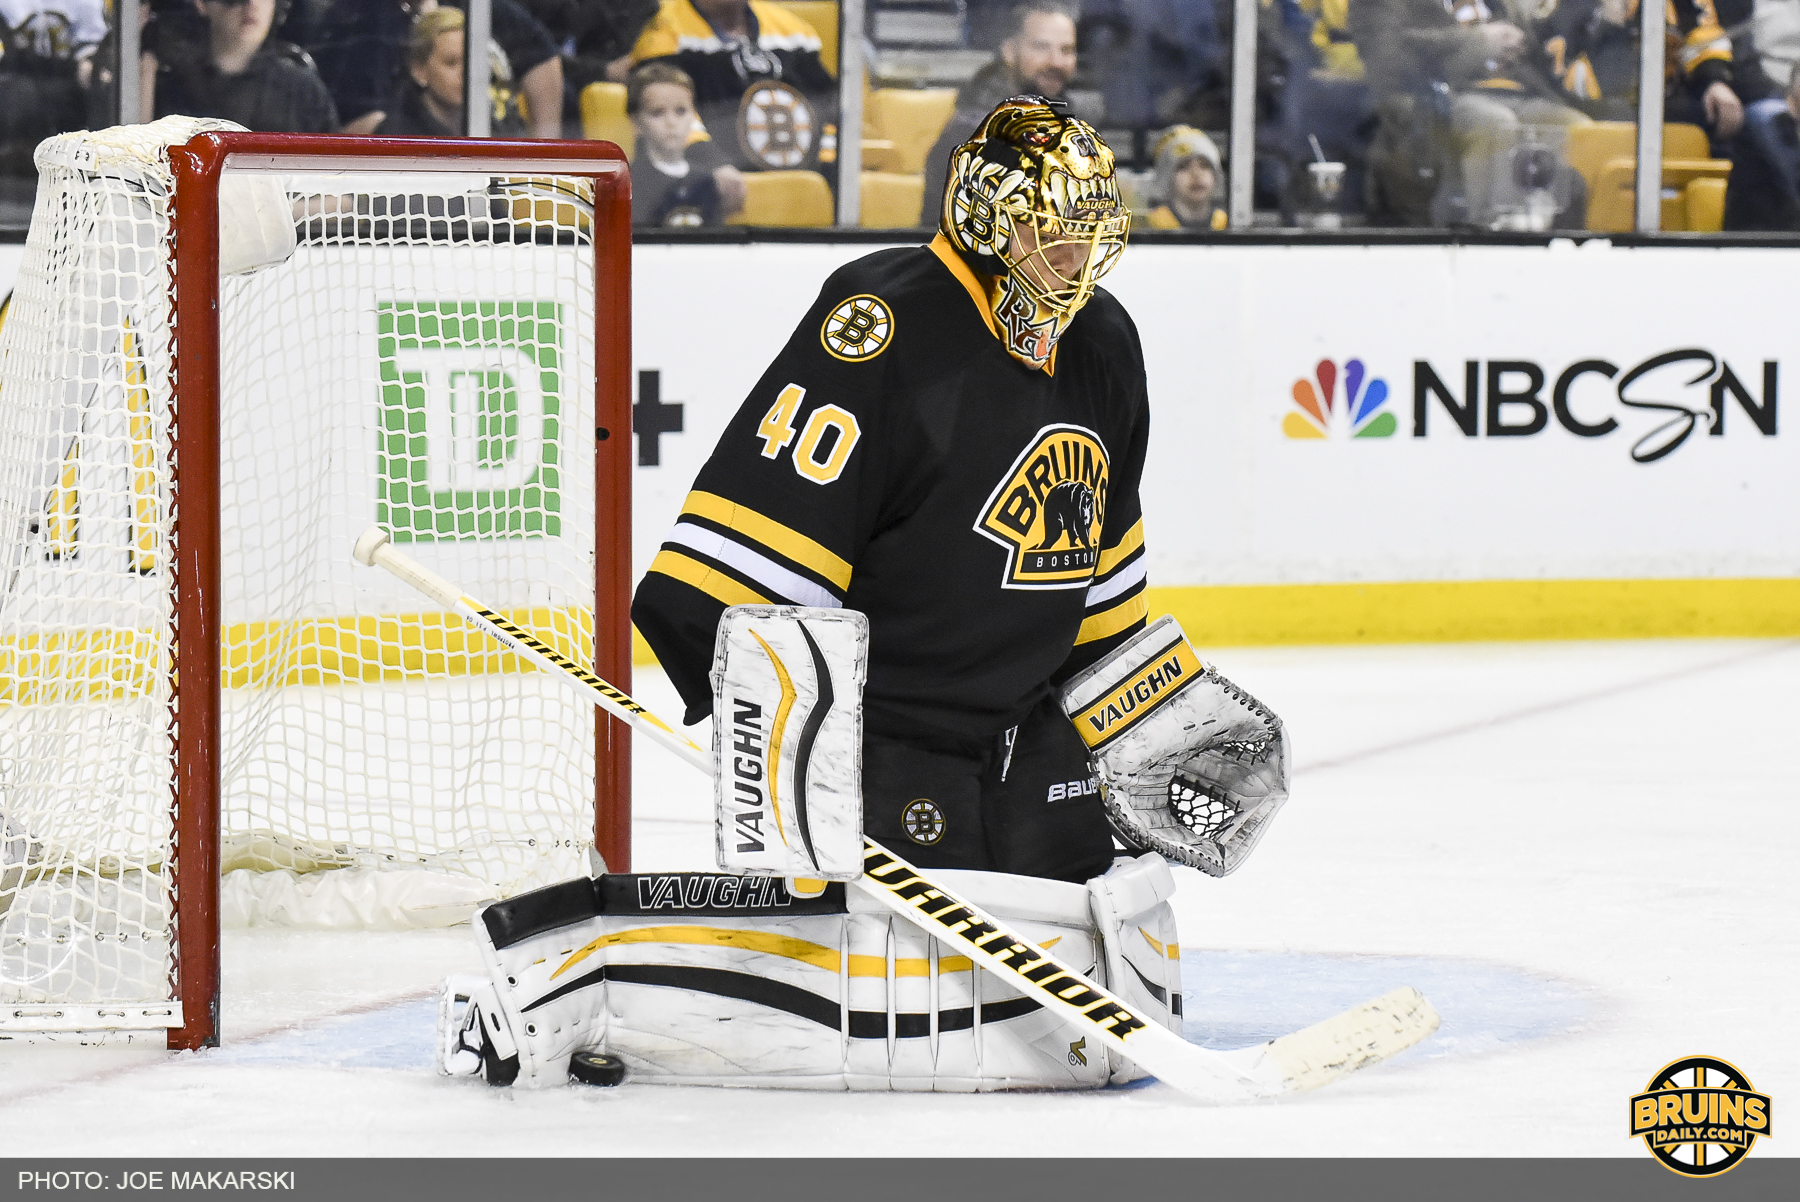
162, 133, 633, 1050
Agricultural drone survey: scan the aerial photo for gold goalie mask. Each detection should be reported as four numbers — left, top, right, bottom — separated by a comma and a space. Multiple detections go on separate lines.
939, 96, 1130, 370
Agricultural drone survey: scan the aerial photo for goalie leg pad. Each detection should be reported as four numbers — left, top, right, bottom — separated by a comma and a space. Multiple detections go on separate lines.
1086, 853, 1183, 1083
458, 869, 1119, 1091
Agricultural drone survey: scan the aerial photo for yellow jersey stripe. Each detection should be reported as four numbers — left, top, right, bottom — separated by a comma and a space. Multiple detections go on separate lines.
1075, 592, 1148, 645
682, 490, 853, 589
1096, 519, 1144, 577
929, 233, 996, 338
650, 549, 770, 607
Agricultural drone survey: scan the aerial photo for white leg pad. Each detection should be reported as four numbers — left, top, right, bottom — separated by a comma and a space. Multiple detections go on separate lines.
460, 868, 1136, 1091
1087, 853, 1184, 1083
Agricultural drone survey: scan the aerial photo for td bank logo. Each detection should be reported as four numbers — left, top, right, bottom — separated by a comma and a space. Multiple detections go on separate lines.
377, 301, 564, 541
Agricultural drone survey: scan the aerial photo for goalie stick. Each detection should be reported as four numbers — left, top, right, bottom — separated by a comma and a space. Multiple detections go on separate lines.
352, 526, 1439, 1103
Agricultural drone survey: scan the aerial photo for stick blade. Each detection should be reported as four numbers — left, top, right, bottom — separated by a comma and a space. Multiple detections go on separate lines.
1262, 985, 1440, 1093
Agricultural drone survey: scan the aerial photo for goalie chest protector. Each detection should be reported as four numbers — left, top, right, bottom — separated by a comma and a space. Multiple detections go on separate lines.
634, 236, 1152, 740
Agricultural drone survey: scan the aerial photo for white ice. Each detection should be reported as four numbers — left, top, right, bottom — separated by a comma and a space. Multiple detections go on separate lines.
1, 641, 1795, 1156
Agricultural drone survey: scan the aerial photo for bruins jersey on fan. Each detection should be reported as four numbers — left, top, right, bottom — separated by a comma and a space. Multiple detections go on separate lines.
630, 0, 837, 172
632, 235, 1151, 741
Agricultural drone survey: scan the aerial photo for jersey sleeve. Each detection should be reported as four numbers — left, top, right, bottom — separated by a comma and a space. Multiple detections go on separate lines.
632, 278, 895, 723
1057, 314, 1151, 682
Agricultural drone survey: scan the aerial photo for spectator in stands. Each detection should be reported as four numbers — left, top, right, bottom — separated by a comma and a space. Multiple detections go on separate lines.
515, 0, 661, 118
306, 0, 435, 134
151, 0, 339, 133
442, 0, 565, 135
1352, 0, 1591, 226
0, 1, 107, 179
1079, 0, 1226, 130
1725, 62, 1800, 228
1142, 125, 1227, 229
309, 0, 562, 136
629, 0, 837, 175
628, 62, 744, 224
1541, 0, 1751, 138
919, 0, 1080, 224
374, 6, 528, 136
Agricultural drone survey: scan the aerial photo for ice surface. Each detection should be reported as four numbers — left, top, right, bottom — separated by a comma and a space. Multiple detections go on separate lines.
1, 641, 1795, 1156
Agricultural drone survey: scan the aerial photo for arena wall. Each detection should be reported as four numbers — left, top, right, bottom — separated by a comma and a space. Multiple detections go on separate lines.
2, 238, 1792, 650
633, 240, 1800, 649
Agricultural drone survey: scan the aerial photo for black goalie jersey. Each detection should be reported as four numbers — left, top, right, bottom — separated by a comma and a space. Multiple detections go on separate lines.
631, 236, 1151, 742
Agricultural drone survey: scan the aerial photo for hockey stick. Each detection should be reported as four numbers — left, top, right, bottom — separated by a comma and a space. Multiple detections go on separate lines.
352, 526, 1439, 1103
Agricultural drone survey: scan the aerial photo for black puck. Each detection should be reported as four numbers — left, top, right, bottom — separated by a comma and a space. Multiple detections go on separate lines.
569, 1050, 626, 1087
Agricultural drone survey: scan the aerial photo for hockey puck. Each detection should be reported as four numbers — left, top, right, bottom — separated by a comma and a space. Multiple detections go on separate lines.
569, 1050, 626, 1087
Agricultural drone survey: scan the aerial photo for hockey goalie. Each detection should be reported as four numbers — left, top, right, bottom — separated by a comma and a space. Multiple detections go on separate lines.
437, 97, 1299, 1092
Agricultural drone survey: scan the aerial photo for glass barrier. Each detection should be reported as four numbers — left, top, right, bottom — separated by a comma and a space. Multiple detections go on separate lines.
0, 0, 122, 228
0, 0, 1791, 234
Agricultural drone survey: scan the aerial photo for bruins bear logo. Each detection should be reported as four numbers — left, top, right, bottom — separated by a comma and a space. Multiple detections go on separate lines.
1035, 480, 1095, 550
975, 424, 1110, 589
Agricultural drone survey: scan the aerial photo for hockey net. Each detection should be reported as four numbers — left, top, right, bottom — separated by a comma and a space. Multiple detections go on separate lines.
0, 120, 631, 1046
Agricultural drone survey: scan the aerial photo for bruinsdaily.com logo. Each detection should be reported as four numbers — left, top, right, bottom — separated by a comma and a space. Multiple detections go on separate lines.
1629, 1055, 1772, 1177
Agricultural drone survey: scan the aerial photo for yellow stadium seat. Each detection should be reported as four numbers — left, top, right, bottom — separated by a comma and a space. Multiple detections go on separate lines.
771, 0, 839, 75
1684, 175, 1727, 232
860, 171, 926, 227
1588, 156, 1731, 231
865, 88, 957, 175
1566, 121, 1729, 230
581, 82, 633, 156
727, 169, 835, 226
1563, 121, 1637, 193
1663, 122, 1710, 160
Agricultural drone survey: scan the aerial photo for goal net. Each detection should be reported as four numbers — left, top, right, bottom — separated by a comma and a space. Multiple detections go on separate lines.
0, 119, 631, 1046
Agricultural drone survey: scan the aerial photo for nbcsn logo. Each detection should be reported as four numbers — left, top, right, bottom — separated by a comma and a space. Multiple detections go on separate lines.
1283, 358, 1397, 439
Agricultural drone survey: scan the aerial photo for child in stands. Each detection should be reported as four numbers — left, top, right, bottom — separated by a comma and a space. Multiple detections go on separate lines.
628, 62, 744, 226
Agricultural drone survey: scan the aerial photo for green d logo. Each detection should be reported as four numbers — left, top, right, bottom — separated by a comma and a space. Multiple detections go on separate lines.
377, 300, 564, 541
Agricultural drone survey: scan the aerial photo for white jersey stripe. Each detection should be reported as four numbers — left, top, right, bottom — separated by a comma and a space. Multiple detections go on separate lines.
667, 522, 843, 610
1085, 559, 1146, 608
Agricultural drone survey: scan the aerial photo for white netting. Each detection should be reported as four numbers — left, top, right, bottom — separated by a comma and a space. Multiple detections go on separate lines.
0, 120, 603, 1019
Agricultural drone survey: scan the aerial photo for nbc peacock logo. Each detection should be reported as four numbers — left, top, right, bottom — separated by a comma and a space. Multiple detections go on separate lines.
1283, 358, 1397, 439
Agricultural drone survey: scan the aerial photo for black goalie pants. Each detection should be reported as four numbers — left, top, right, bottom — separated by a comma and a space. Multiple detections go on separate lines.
861, 696, 1116, 884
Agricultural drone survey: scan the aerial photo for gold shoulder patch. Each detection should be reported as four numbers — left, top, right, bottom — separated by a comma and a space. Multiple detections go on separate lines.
820, 294, 894, 362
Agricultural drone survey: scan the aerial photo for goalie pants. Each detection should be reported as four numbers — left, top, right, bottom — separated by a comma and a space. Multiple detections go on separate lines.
862, 696, 1115, 884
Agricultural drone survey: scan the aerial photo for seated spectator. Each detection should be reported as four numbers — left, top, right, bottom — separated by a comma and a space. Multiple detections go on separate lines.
375, 6, 528, 137
1726, 63, 1800, 229
629, 0, 837, 175
442, 0, 564, 136
1541, 0, 1749, 139
1352, 0, 1591, 226
1079, 0, 1225, 130
0, 0, 106, 179
919, 0, 1080, 225
309, 0, 561, 136
151, 0, 339, 133
628, 62, 744, 224
515, 0, 661, 111
305, 0, 435, 134
1142, 125, 1227, 229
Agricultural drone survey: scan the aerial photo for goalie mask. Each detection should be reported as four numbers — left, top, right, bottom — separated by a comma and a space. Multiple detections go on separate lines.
939, 97, 1129, 370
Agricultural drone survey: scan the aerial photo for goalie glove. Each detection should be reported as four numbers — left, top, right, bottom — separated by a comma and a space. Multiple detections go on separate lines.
1060, 616, 1289, 877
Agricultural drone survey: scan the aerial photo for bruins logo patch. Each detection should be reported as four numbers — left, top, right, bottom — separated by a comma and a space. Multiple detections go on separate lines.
821, 295, 894, 361
976, 424, 1109, 588
901, 799, 945, 845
